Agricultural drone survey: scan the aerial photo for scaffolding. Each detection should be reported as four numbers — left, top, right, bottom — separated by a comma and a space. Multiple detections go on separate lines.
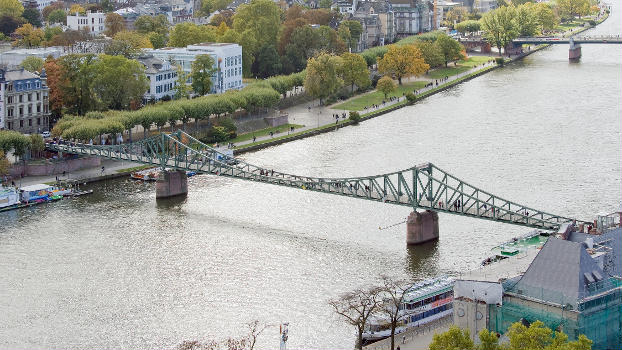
488, 279, 622, 349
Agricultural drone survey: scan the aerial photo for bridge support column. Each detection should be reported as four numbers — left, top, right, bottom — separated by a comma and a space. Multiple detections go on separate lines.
569, 40, 581, 60
156, 170, 188, 199
406, 210, 439, 245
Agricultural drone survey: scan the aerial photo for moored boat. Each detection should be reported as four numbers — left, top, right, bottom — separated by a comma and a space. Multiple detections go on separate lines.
363, 276, 455, 344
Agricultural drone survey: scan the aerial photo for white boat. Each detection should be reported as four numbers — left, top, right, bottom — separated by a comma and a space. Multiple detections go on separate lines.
363, 276, 455, 344
0, 186, 20, 208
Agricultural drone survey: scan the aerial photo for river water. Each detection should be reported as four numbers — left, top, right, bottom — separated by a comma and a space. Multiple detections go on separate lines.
1, 10, 621, 350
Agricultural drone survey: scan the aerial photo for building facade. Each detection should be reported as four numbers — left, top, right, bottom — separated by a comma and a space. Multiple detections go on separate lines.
0, 68, 50, 134
138, 55, 178, 102
390, 0, 434, 37
66, 11, 107, 35
145, 43, 243, 94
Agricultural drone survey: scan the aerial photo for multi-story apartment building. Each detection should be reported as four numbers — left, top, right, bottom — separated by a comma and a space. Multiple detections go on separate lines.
145, 43, 243, 94
138, 55, 178, 102
390, 0, 434, 37
66, 11, 106, 35
0, 68, 50, 134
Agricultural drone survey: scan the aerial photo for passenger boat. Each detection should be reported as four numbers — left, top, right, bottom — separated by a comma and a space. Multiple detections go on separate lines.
0, 186, 20, 210
131, 167, 198, 181
0, 182, 92, 212
363, 276, 455, 344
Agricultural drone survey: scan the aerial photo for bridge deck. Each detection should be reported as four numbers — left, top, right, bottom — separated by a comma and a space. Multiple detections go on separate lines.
47, 131, 585, 231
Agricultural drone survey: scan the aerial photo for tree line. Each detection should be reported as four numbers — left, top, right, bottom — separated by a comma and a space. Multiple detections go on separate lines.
51, 72, 305, 143
0, 130, 45, 167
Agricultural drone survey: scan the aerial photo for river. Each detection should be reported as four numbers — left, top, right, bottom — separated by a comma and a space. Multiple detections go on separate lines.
1, 8, 621, 350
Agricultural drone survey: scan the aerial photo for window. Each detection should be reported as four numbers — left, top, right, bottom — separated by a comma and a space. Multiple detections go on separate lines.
28, 105, 32, 114
7, 84, 12, 91
36, 92, 40, 100
7, 96, 13, 103
28, 119, 32, 126
37, 104, 40, 113
7, 107, 13, 116
19, 106, 23, 116
28, 93, 32, 101
19, 120, 23, 127
7, 121, 11, 129
18, 95, 22, 103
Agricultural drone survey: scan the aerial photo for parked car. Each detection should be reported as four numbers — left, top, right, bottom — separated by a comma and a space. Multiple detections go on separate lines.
42, 131, 51, 138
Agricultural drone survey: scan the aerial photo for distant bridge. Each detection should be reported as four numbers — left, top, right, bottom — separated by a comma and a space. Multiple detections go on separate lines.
46, 131, 586, 234
513, 35, 622, 44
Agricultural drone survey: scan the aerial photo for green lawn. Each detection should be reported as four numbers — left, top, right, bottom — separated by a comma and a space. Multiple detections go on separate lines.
230, 124, 304, 143
426, 56, 494, 79
333, 81, 427, 111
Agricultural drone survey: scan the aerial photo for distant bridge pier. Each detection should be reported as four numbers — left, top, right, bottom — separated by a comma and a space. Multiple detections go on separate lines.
156, 169, 188, 199
569, 38, 581, 60
406, 210, 439, 245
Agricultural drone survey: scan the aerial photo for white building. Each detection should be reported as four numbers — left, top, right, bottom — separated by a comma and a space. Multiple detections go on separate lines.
138, 55, 178, 102
144, 42, 242, 94
66, 11, 107, 35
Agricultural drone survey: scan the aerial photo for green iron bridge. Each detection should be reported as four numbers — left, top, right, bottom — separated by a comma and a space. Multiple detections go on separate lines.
46, 130, 585, 231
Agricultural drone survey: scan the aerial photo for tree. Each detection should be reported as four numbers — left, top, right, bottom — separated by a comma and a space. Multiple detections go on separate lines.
534, 3, 558, 33
232, 0, 281, 70
104, 13, 125, 37
376, 75, 395, 99
68, 4, 85, 15
13, 23, 44, 47
134, 15, 168, 35
44, 57, 63, 118
20, 55, 43, 72
429, 326, 474, 350
0, 151, 9, 175
481, 6, 518, 56
28, 133, 44, 158
0, 0, 23, 18
168, 22, 216, 47
413, 40, 444, 68
339, 52, 370, 92
478, 329, 500, 350
515, 3, 539, 36
444, 7, 468, 28
22, 7, 41, 27
148, 32, 167, 49
58, 54, 99, 115
107, 30, 152, 57
92, 54, 148, 110
317, 25, 346, 54
377, 276, 416, 350
210, 9, 234, 27
557, 0, 590, 20
319, 0, 332, 8
378, 45, 429, 85
339, 20, 363, 51
329, 287, 381, 350
47, 9, 65, 24
201, 0, 229, 15
435, 33, 465, 67
304, 53, 342, 105
41, 1, 63, 20
174, 65, 191, 99
191, 54, 217, 96
0, 14, 23, 36
251, 44, 281, 78
455, 19, 481, 35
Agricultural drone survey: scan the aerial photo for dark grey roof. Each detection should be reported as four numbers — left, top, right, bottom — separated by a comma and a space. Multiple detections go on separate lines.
356, 1, 391, 13
568, 227, 622, 278
5, 69, 38, 81
509, 238, 605, 305
138, 55, 166, 74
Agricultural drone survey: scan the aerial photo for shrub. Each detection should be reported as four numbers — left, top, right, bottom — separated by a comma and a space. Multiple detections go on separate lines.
495, 57, 505, 66
349, 111, 361, 123
588, 19, 596, 26
326, 95, 338, 105
405, 92, 416, 102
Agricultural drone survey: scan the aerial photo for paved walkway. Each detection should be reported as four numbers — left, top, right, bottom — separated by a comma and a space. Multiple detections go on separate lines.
230, 60, 497, 149
364, 316, 453, 350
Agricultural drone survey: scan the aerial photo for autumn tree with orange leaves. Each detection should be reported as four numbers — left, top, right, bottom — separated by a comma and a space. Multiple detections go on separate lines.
377, 45, 429, 85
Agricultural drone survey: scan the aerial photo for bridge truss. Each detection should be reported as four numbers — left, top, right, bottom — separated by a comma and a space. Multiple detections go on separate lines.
47, 131, 585, 230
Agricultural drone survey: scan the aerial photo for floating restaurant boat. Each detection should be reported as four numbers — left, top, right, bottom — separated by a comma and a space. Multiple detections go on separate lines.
0, 182, 92, 212
363, 276, 455, 344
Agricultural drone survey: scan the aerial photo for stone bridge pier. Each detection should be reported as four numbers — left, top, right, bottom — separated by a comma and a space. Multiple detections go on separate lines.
406, 210, 439, 245
156, 170, 188, 199
569, 38, 582, 60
